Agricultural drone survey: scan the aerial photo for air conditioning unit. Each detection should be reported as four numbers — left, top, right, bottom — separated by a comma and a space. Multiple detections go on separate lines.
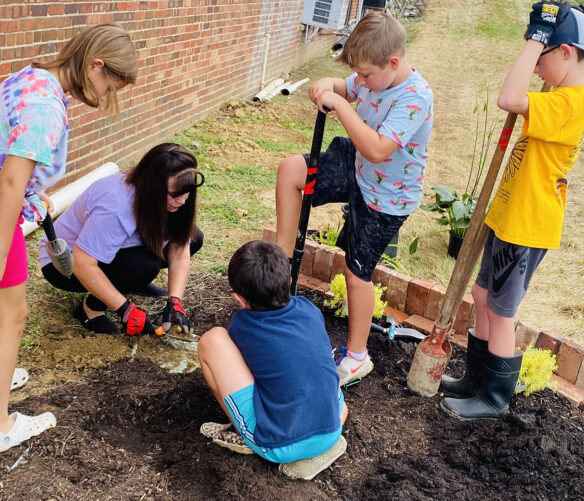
301, 0, 353, 30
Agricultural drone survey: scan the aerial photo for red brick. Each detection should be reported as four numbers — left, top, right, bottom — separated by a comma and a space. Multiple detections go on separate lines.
405, 278, 433, 317
371, 265, 394, 289
299, 240, 318, 277
552, 375, 584, 407
556, 341, 584, 385
535, 331, 562, 355
403, 315, 435, 335
514, 322, 540, 351
329, 250, 345, 280
451, 294, 474, 335
385, 273, 410, 312
296, 274, 329, 294
383, 306, 409, 325
261, 227, 276, 243
312, 249, 335, 283
575, 366, 584, 390
425, 284, 446, 321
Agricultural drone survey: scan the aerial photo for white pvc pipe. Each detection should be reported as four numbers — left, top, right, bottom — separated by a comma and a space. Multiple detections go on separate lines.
264, 81, 291, 101
281, 78, 309, 96
22, 161, 119, 237
253, 77, 285, 102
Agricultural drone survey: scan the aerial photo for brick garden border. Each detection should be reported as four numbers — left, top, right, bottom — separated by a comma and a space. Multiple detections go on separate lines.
262, 227, 584, 409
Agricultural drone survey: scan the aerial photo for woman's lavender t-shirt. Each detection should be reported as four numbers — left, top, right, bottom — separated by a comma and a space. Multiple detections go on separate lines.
38, 173, 142, 267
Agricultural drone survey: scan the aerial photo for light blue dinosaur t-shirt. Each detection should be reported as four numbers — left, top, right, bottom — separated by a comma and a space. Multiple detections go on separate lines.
38, 173, 143, 268
345, 69, 433, 215
0, 66, 69, 222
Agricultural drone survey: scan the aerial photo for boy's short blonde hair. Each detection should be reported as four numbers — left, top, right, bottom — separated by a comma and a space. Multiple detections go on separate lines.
338, 11, 406, 68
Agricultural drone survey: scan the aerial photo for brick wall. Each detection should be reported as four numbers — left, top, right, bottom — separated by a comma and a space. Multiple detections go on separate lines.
0, 0, 338, 189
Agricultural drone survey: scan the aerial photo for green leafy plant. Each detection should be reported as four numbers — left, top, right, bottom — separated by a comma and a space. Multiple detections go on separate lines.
308, 221, 341, 249
324, 274, 387, 318
379, 236, 420, 269
516, 344, 559, 396
420, 96, 494, 238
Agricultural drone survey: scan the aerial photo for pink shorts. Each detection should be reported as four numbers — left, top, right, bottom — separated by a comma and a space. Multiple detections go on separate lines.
0, 218, 28, 289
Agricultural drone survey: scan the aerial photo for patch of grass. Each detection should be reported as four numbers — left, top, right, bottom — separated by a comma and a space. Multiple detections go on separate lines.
253, 139, 302, 152
280, 115, 347, 150
196, 164, 275, 270
476, 2, 527, 40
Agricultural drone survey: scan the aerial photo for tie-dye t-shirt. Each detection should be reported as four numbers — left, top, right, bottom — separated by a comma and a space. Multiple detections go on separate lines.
345, 69, 433, 215
0, 65, 69, 222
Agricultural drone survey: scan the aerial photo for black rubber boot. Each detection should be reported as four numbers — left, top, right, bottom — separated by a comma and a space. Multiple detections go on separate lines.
440, 329, 488, 398
440, 350, 523, 420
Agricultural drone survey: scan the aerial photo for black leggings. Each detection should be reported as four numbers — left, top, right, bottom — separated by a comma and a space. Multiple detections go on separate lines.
41, 226, 204, 311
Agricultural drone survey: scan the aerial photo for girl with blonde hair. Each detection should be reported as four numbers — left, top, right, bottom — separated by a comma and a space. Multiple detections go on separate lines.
0, 23, 138, 453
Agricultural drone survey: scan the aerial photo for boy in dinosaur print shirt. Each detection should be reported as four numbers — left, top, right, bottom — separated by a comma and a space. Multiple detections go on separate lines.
276, 11, 433, 386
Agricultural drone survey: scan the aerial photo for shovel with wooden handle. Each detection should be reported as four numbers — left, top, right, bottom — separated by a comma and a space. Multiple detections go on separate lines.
40, 206, 74, 278
405, 83, 548, 397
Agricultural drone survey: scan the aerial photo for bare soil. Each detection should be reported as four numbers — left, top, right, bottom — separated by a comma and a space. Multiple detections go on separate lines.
2, 275, 583, 500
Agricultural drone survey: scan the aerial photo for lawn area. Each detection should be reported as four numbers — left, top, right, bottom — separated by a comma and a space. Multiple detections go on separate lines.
159, 0, 583, 342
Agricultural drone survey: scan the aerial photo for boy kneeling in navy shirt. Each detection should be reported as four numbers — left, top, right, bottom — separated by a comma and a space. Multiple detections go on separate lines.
198, 240, 347, 479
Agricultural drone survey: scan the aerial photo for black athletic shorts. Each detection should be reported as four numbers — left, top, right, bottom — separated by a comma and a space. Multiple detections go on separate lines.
304, 136, 407, 281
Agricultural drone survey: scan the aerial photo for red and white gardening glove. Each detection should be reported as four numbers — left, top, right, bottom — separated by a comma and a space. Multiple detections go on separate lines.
116, 300, 156, 336
162, 296, 193, 335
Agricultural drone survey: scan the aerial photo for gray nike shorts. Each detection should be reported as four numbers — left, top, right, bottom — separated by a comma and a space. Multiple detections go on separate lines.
476, 229, 547, 318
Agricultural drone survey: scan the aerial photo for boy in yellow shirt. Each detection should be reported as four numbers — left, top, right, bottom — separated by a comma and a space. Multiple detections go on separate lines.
442, 1, 584, 420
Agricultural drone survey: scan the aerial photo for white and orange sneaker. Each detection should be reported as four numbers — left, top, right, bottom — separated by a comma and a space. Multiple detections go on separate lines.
335, 346, 373, 386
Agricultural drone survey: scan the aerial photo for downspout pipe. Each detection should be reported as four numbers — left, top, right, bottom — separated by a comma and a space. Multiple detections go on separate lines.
332, 36, 347, 51
253, 78, 285, 102
260, 33, 271, 89
22, 161, 119, 237
280, 78, 310, 96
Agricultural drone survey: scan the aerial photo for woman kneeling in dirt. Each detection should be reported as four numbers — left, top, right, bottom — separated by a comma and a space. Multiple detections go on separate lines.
39, 143, 204, 336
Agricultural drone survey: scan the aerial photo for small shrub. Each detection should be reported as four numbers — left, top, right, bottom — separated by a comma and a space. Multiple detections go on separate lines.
324, 273, 387, 318
516, 344, 558, 396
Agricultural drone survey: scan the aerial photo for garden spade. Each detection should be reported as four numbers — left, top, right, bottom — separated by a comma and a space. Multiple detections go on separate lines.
40, 210, 74, 278
290, 109, 328, 295
406, 85, 548, 397
370, 321, 426, 342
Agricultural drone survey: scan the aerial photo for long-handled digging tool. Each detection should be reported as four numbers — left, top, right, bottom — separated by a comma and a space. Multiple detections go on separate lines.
406, 84, 548, 397
290, 109, 328, 295
40, 209, 74, 278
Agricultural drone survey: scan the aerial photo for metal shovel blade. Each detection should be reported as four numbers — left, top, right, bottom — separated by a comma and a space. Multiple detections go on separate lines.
370, 322, 426, 342
46, 238, 74, 278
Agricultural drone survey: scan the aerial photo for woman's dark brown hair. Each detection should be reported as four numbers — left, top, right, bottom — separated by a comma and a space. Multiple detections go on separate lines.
126, 143, 204, 259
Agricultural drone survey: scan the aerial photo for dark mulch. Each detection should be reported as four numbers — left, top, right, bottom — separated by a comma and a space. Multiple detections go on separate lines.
1, 275, 583, 500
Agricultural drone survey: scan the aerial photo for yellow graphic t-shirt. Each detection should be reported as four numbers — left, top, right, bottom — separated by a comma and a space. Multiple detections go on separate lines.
485, 86, 584, 248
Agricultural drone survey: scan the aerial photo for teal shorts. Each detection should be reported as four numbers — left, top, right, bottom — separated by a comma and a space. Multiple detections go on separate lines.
223, 384, 344, 463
